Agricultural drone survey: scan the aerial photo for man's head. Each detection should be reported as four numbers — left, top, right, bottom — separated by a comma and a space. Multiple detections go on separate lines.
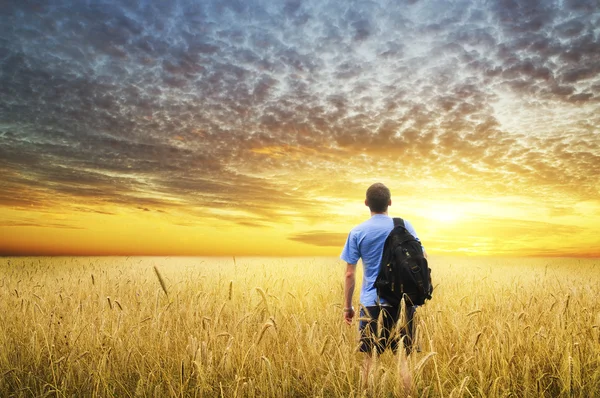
365, 183, 391, 213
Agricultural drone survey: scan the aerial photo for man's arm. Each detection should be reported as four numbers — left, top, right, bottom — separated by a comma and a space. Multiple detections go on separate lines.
343, 262, 356, 324
404, 219, 427, 258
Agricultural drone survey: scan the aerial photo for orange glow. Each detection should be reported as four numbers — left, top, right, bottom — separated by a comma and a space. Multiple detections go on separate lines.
2, 192, 599, 257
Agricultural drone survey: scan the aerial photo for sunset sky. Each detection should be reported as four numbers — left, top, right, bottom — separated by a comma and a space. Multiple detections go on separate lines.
1, 0, 599, 257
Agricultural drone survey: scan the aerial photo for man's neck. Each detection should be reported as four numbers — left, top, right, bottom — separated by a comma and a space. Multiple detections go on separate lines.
370, 211, 388, 217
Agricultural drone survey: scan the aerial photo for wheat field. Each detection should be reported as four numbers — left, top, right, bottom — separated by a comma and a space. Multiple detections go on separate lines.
1, 256, 598, 397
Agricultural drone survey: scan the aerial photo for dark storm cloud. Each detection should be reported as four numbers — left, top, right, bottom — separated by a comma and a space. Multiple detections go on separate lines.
1, 0, 599, 223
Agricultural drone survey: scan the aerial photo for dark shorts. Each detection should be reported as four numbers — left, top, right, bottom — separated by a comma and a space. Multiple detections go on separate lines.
359, 304, 416, 354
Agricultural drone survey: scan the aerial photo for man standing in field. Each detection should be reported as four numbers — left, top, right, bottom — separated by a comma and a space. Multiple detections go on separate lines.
341, 183, 426, 359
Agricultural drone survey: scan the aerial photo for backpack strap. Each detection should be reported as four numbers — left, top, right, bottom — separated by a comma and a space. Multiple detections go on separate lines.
393, 217, 405, 229
376, 220, 405, 308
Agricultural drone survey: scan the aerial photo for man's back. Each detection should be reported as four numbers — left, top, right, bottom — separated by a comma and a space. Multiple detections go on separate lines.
341, 214, 421, 307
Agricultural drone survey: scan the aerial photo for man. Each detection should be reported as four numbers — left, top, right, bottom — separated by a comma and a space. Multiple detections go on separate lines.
341, 182, 426, 356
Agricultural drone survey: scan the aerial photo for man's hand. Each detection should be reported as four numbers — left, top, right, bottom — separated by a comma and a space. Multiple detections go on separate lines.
343, 307, 355, 325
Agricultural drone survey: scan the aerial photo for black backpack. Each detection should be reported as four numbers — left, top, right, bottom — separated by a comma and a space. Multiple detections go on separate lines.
374, 218, 432, 306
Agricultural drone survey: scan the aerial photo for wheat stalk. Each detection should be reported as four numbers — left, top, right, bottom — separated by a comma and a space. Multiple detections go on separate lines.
414, 352, 437, 374
256, 321, 273, 345
153, 266, 168, 297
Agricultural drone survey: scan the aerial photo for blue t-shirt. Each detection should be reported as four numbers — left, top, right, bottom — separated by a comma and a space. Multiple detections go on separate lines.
340, 214, 422, 306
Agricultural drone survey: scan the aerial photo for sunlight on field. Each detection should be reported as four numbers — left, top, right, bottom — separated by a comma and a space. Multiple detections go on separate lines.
1, 256, 599, 397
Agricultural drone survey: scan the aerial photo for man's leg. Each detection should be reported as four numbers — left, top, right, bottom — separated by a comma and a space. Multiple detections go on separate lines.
358, 306, 383, 392
394, 304, 415, 397
379, 305, 400, 352
401, 304, 416, 354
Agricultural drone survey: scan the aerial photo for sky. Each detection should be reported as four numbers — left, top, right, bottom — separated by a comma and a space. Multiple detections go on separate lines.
1, 0, 599, 257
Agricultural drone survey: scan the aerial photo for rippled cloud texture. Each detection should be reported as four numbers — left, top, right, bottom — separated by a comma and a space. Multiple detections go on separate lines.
1, 0, 599, 256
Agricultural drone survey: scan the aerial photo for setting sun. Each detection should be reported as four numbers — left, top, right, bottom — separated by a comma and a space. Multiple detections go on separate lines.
423, 204, 463, 224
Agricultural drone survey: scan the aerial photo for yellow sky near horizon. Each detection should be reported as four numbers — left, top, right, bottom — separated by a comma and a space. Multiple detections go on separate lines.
2, 180, 599, 257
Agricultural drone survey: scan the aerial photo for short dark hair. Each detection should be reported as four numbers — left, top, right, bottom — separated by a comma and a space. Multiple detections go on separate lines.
366, 183, 390, 213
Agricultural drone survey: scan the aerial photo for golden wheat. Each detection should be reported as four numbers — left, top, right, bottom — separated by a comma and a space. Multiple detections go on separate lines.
0, 256, 598, 397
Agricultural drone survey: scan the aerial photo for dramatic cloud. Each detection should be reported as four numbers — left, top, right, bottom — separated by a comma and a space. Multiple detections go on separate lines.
1, 0, 599, 255
288, 231, 348, 247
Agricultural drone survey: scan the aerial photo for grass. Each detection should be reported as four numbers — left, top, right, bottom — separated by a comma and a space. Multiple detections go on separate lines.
0, 256, 599, 397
